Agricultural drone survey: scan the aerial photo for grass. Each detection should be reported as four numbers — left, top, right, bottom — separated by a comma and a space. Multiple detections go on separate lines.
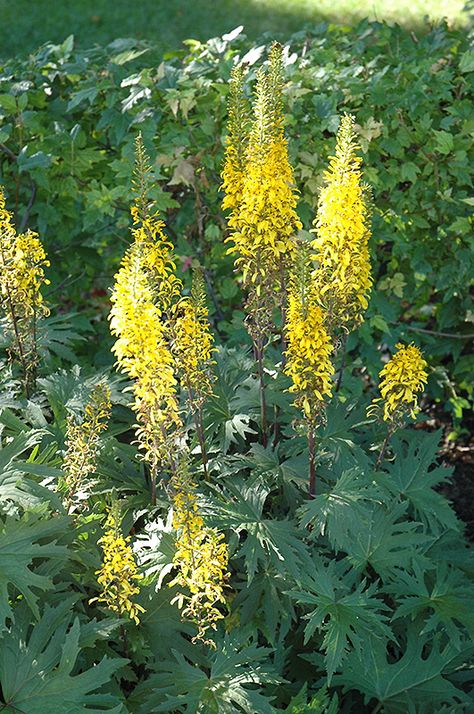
0, 0, 468, 59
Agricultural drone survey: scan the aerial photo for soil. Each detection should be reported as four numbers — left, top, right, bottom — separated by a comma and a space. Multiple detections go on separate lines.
423, 408, 474, 541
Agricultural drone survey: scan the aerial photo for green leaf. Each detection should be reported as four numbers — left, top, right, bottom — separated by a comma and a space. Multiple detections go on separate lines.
298, 468, 385, 552
459, 51, 474, 73
0, 600, 126, 713
130, 636, 279, 713
335, 632, 472, 713
209, 480, 312, 582
0, 94, 17, 113
433, 130, 454, 155
386, 430, 460, 533
0, 514, 69, 630
289, 560, 392, 683
389, 562, 474, 648
344, 502, 431, 578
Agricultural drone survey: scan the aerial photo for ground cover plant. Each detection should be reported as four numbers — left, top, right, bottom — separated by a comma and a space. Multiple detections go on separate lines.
0, 28, 473, 714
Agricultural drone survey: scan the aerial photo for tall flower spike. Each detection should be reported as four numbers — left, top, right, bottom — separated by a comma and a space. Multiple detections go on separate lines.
225, 45, 301, 446
374, 342, 428, 424
0, 186, 50, 395
62, 381, 111, 514
311, 114, 372, 334
109, 138, 182, 499
285, 242, 334, 497
227, 45, 301, 304
172, 269, 215, 405
172, 270, 215, 477
90, 503, 145, 625
169, 460, 229, 645
221, 64, 251, 215
285, 244, 334, 424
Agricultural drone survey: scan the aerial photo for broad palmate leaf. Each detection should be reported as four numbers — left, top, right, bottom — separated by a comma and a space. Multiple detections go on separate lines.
208, 479, 312, 582
298, 467, 385, 551
130, 636, 280, 713
0, 513, 69, 630
0, 599, 126, 712
335, 632, 473, 713
290, 560, 392, 682
385, 429, 460, 533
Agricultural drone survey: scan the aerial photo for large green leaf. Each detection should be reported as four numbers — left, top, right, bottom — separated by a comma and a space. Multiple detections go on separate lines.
0, 600, 126, 713
0, 430, 62, 511
385, 430, 460, 534
298, 467, 385, 551
335, 632, 473, 713
290, 560, 392, 683
343, 502, 431, 578
389, 561, 474, 648
208, 479, 312, 582
130, 636, 279, 713
0, 513, 69, 630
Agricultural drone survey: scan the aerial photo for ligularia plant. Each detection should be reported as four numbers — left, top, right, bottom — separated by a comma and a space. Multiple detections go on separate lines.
62, 381, 111, 513
0, 186, 50, 395
109, 136, 228, 642
224, 43, 301, 446
90, 502, 145, 625
311, 113, 372, 336
370, 342, 429, 465
171, 269, 215, 478
170, 461, 229, 645
221, 63, 251, 216
109, 137, 182, 498
285, 246, 334, 496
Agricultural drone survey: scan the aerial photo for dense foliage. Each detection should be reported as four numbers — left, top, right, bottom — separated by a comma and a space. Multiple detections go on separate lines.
0, 22, 472, 425
0, 22, 473, 714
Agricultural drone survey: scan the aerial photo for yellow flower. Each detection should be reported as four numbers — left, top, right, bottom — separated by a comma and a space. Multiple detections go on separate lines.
311, 114, 372, 333
227, 52, 301, 298
171, 271, 215, 406
0, 188, 50, 318
170, 465, 229, 644
285, 275, 334, 422
62, 382, 111, 513
109, 241, 181, 469
109, 137, 182, 475
221, 64, 251, 215
376, 342, 428, 422
90, 506, 145, 624
0, 186, 50, 393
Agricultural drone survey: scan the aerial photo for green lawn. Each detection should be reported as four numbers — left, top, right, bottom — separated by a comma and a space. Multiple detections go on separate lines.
0, 0, 468, 59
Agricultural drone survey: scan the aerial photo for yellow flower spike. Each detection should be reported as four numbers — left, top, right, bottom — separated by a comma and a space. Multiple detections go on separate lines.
285, 279, 334, 424
169, 462, 229, 645
284, 243, 335, 496
90, 505, 145, 625
0, 186, 49, 394
311, 114, 372, 334
376, 342, 428, 423
225, 44, 301, 320
109, 137, 183, 492
221, 63, 251, 215
223, 45, 301, 446
171, 270, 215, 405
63, 381, 111, 514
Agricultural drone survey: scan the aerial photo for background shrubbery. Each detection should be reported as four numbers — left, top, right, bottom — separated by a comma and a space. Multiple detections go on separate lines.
0, 22, 472, 425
